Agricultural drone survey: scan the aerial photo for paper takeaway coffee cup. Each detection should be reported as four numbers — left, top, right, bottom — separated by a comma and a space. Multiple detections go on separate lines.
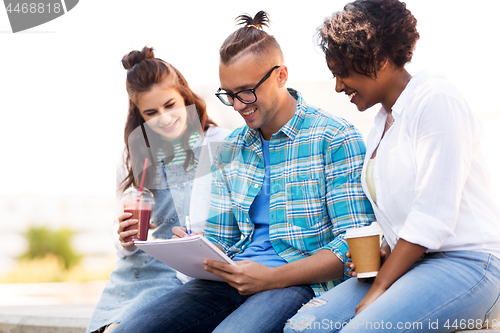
345, 222, 381, 278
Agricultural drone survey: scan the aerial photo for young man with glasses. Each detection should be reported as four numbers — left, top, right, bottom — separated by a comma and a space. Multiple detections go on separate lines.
112, 11, 374, 333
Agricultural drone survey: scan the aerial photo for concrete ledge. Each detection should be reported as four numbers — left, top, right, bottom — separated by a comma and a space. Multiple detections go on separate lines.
0, 314, 21, 333
0, 314, 88, 333
0, 305, 94, 333
0, 281, 106, 333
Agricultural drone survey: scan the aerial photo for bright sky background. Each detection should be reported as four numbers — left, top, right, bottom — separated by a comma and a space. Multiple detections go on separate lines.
1, 0, 499, 196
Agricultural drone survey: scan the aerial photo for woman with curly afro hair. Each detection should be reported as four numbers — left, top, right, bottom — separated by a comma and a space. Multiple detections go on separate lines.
285, 0, 500, 332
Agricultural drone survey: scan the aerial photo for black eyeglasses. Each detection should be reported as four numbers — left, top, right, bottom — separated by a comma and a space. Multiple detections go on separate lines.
215, 65, 281, 107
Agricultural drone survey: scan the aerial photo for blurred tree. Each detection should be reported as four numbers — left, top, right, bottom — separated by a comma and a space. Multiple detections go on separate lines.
20, 225, 83, 269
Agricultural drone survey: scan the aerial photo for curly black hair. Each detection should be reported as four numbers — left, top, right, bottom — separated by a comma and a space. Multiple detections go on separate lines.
318, 0, 419, 78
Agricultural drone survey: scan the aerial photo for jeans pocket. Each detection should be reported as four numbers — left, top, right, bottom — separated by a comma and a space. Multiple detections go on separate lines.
440, 251, 491, 270
484, 292, 500, 326
484, 255, 500, 326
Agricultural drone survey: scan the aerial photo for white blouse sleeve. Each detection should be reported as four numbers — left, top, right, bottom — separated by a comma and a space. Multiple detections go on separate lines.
398, 91, 477, 250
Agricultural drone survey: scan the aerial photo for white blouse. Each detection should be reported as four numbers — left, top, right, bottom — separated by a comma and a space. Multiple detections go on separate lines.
362, 71, 500, 259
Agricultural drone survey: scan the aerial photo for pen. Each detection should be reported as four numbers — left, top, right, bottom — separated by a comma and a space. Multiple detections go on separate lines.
185, 215, 192, 236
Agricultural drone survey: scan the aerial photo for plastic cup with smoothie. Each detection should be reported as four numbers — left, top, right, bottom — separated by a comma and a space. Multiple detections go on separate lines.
122, 187, 155, 242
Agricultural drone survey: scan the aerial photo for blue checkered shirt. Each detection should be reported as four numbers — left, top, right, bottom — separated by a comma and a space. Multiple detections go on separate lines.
205, 89, 374, 295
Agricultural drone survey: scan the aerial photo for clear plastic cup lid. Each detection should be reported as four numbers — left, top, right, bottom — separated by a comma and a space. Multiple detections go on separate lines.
122, 187, 155, 204
345, 222, 381, 239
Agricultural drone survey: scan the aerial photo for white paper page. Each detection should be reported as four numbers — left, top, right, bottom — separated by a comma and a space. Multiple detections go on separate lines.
135, 235, 235, 281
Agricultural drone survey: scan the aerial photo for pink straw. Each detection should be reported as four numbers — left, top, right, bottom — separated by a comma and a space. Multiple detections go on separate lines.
139, 158, 148, 193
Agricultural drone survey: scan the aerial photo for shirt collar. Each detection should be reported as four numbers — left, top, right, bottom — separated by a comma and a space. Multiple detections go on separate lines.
276, 88, 305, 141
374, 70, 431, 125
243, 88, 305, 144
392, 70, 431, 117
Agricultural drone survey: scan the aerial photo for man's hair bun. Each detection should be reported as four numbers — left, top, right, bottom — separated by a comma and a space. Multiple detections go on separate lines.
235, 10, 270, 30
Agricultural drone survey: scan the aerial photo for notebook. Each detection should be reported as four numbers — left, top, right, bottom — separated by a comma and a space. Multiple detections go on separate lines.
135, 235, 235, 281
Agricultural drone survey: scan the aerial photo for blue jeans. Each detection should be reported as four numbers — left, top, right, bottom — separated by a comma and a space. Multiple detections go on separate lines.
285, 251, 500, 333
112, 279, 314, 333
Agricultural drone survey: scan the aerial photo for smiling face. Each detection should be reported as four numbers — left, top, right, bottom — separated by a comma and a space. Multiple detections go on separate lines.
218, 53, 285, 138
333, 69, 384, 112
331, 59, 411, 113
134, 80, 188, 141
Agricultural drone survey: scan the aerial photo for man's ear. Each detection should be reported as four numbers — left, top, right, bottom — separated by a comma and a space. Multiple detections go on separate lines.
277, 65, 288, 88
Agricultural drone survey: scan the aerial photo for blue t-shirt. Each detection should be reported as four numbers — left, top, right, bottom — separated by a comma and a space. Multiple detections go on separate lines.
232, 134, 288, 267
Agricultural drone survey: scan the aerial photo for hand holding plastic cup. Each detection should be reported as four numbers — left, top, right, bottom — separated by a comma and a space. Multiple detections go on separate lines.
122, 187, 155, 242
345, 222, 381, 278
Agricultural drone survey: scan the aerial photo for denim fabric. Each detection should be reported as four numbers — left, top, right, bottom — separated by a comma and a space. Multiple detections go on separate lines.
112, 279, 315, 333
86, 160, 198, 333
284, 251, 500, 333
150, 157, 198, 239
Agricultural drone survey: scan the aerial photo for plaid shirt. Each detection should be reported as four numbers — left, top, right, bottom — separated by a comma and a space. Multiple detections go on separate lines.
205, 89, 374, 295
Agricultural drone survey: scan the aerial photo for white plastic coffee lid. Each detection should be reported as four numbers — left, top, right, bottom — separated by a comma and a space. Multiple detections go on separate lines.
345, 222, 381, 239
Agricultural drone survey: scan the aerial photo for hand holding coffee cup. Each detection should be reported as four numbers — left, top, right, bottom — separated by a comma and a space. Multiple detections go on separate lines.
345, 222, 382, 278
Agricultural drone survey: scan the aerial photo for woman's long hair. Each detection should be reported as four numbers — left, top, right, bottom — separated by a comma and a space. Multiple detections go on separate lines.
120, 46, 217, 192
